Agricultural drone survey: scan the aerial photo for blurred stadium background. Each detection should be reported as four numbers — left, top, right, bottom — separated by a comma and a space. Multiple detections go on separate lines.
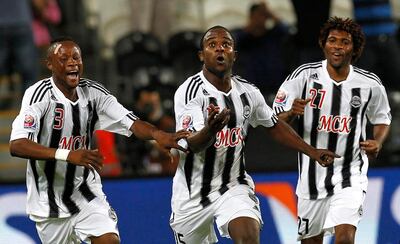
0, 0, 399, 243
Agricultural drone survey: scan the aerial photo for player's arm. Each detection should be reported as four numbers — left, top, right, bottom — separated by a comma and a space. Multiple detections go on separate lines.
10, 138, 104, 172
360, 124, 390, 160
265, 120, 340, 167
277, 98, 311, 123
186, 104, 230, 153
129, 120, 190, 152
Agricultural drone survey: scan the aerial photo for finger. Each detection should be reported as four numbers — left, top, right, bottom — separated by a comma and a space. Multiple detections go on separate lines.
175, 131, 191, 140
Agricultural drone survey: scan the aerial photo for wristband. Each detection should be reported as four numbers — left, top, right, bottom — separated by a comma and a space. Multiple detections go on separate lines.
55, 149, 70, 161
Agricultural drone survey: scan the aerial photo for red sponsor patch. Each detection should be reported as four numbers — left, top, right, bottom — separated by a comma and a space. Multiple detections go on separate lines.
275, 90, 287, 104
24, 115, 36, 129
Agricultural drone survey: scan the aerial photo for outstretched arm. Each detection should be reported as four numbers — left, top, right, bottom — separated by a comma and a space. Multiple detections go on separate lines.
265, 120, 340, 166
130, 119, 190, 153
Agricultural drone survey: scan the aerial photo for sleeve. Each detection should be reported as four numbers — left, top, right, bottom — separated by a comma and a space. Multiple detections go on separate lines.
248, 89, 278, 128
174, 86, 205, 132
366, 85, 392, 125
10, 88, 45, 141
272, 73, 306, 115
95, 92, 138, 137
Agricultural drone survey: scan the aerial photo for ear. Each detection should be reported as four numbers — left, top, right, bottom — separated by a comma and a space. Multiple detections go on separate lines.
46, 58, 52, 71
233, 50, 238, 62
198, 50, 204, 62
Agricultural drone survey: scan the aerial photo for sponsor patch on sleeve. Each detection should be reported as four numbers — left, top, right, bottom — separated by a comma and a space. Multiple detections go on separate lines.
24, 114, 36, 129
181, 114, 194, 131
274, 90, 288, 105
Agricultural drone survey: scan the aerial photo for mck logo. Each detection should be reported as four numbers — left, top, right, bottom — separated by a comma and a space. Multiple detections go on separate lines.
317, 115, 352, 134
214, 127, 245, 148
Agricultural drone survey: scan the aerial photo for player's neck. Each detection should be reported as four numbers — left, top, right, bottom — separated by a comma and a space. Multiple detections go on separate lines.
203, 68, 232, 93
326, 64, 350, 83
53, 79, 78, 102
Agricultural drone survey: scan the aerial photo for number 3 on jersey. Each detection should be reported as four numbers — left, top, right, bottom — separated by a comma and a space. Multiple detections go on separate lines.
53, 107, 64, 130
309, 88, 326, 109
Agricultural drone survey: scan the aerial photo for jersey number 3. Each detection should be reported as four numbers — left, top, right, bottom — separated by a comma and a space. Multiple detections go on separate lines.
53, 108, 64, 130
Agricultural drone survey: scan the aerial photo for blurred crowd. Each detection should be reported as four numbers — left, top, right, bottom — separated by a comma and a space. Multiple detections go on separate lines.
1, 0, 400, 178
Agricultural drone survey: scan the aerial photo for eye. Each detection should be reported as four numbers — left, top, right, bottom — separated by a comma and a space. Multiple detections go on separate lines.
209, 42, 215, 48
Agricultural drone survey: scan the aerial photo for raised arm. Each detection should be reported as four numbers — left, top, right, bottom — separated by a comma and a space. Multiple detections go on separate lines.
186, 104, 230, 153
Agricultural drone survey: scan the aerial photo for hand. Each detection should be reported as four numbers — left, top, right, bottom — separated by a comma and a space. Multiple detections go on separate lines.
206, 104, 230, 134
360, 140, 381, 160
67, 149, 104, 173
153, 129, 191, 162
290, 98, 311, 117
310, 149, 341, 167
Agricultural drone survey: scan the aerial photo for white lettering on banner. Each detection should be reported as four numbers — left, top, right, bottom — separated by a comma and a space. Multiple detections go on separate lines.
391, 185, 400, 225
0, 192, 35, 243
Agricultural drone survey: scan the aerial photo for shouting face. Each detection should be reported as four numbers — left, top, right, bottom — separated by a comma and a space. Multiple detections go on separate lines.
199, 27, 236, 78
47, 40, 83, 90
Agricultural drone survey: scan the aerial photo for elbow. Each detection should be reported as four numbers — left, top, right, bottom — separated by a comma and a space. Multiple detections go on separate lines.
9, 140, 23, 157
9, 142, 18, 157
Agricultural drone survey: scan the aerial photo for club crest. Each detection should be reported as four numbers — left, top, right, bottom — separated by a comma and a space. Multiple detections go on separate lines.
350, 95, 361, 108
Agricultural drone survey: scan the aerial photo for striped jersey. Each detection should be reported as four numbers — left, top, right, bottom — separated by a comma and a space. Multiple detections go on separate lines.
172, 71, 278, 212
10, 77, 138, 218
273, 60, 391, 200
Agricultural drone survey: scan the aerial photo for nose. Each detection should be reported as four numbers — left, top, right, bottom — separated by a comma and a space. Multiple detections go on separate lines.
216, 43, 225, 52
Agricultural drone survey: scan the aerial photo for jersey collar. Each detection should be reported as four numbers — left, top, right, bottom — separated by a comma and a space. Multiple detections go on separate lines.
199, 70, 234, 96
322, 59, 354, 86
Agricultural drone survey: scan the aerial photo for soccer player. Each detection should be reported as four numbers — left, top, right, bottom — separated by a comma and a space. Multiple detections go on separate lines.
273, 17, 391, 243
9, 37, 189, 244
170, 26, 338, 244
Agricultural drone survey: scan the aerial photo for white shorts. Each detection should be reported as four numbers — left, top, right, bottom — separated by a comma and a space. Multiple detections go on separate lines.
297, 187, 365, 241
170, 184, 263, 244
34, 196, 119, 244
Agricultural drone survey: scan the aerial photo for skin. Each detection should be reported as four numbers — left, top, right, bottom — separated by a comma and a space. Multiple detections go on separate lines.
9, 40, 190, 244
189, 27, 338, 244
277, 29, 390, 244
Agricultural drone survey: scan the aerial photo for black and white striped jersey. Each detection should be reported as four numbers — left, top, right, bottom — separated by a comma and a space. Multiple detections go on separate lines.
10, 77, 138, 218
172, 71, 278, 212
273, 60, 391, 200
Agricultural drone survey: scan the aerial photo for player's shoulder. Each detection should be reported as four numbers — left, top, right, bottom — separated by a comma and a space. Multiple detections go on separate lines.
175, 72, 205, 103
231, 74, 259, 91
352, 66, 383, 87
24, 78, 53, 105
285, 61, 323, 81
78, 78, 111, 95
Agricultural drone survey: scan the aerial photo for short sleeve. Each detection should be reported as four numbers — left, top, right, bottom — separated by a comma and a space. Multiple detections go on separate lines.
366, 85, 391, 125
249, 89, 278, 128
272, 74, 306, 115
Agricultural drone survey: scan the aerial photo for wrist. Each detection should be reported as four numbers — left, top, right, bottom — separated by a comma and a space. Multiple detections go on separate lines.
55, 149, 70, 161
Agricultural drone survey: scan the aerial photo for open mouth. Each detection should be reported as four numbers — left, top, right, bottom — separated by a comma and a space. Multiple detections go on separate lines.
66, 71, 79, 80
216, 56, 225, 64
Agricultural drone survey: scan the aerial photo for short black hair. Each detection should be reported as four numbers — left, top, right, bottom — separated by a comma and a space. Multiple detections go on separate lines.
199, 25, 235, 50
50, 36, 76, 45
249, 2, 263, 15
47, 36, 80, 59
